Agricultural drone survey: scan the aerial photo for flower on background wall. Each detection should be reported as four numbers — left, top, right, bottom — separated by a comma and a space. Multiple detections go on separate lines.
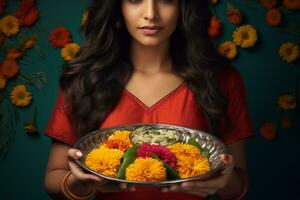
217, 41, 238, 60
279, 42, 299, 63
232, 25, 258, 48
61, 43, 80, 61
0, 15, 20, 36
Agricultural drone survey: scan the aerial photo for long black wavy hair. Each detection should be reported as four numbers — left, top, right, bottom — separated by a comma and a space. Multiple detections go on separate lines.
60, 0, 230, 137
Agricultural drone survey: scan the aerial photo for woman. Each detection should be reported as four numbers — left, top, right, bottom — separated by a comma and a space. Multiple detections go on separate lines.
44, 0, 254, 199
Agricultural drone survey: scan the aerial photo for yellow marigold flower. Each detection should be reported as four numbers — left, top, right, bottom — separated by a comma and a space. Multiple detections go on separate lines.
85, 146, 124, 177
176, 155, 211, 178
218, 41, 237, 60
125, 157, 166, 181
61, 42, 80, 61
108, 130, 131, 141
168, 143, 201, 160
10, 84, 32, 107
0, 15, 20, 37
0, 77, 6, 89
278, 95, 296, 110
232, 24, 257, 48
81, 9, 89, 27
279, 42, 299, 63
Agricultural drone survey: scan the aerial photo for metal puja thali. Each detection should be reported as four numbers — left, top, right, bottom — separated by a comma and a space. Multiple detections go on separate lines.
74, 123, 227, 186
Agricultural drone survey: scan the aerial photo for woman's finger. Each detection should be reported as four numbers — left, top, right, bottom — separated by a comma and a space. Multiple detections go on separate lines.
69, 160, 103, 182
68, 148, 83, 160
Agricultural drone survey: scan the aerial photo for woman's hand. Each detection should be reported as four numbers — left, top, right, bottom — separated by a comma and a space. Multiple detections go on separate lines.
161, 154, 235, 198
67, 148, 136, 194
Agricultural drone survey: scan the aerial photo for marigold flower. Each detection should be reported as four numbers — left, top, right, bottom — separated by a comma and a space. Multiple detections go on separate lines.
282, 0, 300, 10
137, 143, 177, 168
232, 25, 257, 48
50, 26, 72, 48
21, 36, 36, 49
278, 95, 296, 110
260, 0, 277, 8
208, 16, 221, 38
260, 122, 277, 140
0, 76, 6, 89
279, 42, 299, 63
281, 116, 292, 129
10, 84, 32, 107
1, 59, 19, 79
104, 139, 132, 152
85, 146, 124, 177
218, 41, 237, 60
125, 157, 166, 181
81, 9, 89, 27
61, 43, 80, 61
6, 48, 23, 59
15, 0, 39, 26
176, 155, 211, 178
226, 2, 242, 25
108, 130, 131, 141
0, 15, 20, 37
266, 8, 282, 26
168, 143, 201, 160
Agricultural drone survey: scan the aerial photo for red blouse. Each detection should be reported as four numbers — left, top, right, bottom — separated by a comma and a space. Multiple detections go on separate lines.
45, 68, 254, 200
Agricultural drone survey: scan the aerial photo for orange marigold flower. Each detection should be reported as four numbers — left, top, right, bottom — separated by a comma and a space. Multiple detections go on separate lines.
125, 158, 166, 181
0, 59, 19, 79
15, 0, 39, 26
260, 0, 277, 8
176, 155, 211, 178
208, 16, 221, 38
6, 48, 23, 59
85, 146, 124, 177
278, 95, 296, 110
283, 0, 300, 10
103, 139, 132, 152
260, 122, 277, 140
50, 26, 72, 48
266, 8, 282, 26
21, 36, 36, 49
168, 143, 201, 160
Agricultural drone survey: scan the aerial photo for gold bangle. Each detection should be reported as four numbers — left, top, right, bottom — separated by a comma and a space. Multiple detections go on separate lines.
61, 171, 95, 200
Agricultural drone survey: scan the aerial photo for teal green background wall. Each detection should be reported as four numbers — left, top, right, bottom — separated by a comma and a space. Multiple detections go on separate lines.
0, 0, 299, 199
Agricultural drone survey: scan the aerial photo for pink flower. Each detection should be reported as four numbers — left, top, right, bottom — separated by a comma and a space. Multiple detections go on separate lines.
137, 144, 177, 168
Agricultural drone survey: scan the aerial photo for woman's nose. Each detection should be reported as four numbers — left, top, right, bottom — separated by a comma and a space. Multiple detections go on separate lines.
143, 0, 158, 21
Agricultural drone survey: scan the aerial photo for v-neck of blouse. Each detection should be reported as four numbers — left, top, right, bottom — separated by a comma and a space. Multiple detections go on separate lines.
123, 82, 186, 112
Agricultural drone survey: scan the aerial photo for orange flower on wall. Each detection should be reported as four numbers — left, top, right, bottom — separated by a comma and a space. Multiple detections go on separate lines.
0, 59, 19, 79
15, 0, 39, 26
283, 0, 300, 10
208, 16, 221, 38
260, 0, 278, 8
266, 8, 282, 26
21, 36, 36, 50
6, 48, 23, 59
226, 2, 242, 25
260, 122, 277, 140
0, 15, 20, 37
50, 26, 72, 48
278, 95, 296, 110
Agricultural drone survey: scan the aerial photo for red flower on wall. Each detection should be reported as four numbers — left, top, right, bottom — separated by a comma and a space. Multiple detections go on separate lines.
50, 26, 72, 48
260, 0, 278, 9
266, 8, 282, 26
283, 0, 300, 10
15, 0, 39, 26
208, 16, 221, 38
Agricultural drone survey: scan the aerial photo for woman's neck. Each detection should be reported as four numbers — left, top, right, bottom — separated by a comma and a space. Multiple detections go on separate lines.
130, 40, 172, 74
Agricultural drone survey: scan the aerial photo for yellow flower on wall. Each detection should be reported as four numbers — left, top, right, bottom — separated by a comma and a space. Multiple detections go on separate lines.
0, 15, 20, 37
10, 84, 32, 107
233, 24, 257, 48
61, 43, 80, 61
279, 42, 299, 63
0, 77, 6, 89
218, 41, 238, 60
278, 94, 296, 110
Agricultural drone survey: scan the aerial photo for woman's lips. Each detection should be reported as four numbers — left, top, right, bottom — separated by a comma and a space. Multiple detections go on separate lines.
139, 26, 162, 36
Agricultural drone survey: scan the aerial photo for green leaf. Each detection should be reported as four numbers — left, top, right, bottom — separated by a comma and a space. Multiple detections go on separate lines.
116, 145, 138, 179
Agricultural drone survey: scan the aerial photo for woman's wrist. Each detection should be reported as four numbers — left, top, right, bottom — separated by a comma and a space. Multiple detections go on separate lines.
61, 171, 95, 200
216, 167, 248, 200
